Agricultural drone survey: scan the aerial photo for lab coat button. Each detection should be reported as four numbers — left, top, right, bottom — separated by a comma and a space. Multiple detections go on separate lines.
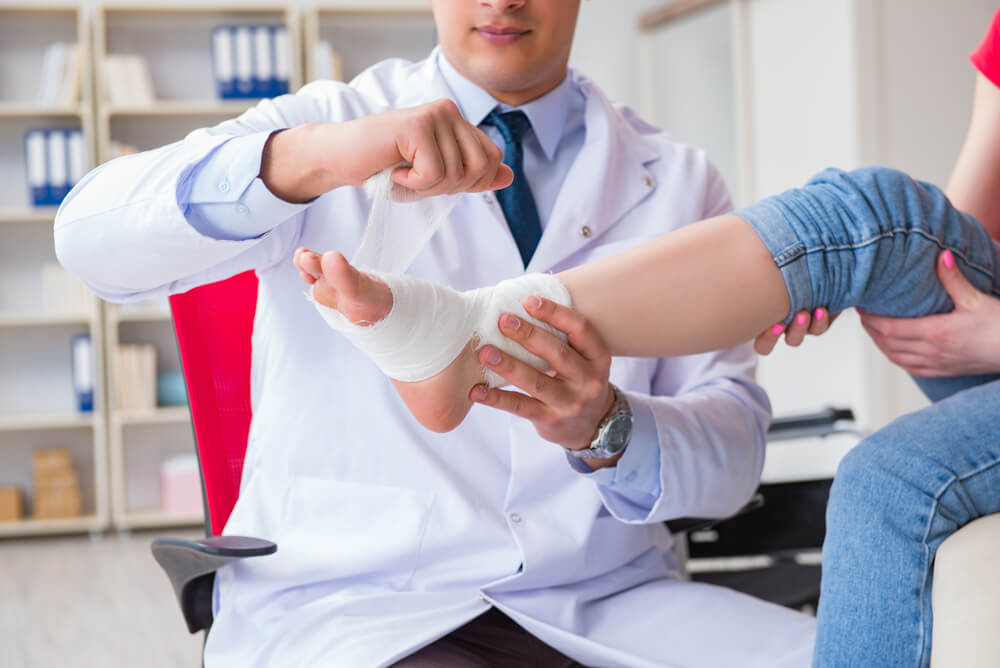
509, 513, 522, 524
219, 180, 231, 193
580, 226, 592, 238
235, 204, 249, 215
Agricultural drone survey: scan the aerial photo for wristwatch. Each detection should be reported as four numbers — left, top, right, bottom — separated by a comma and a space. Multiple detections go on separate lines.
567, 384, 633, 459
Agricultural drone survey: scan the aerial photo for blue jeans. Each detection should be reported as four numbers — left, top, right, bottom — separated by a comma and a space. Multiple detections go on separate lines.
736, 167, 1000, 667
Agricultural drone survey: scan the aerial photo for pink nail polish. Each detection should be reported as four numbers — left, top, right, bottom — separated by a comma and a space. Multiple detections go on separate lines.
943, 250, 955, 268
796, 313, 808, 326
526, 296, 542, 310
816, 308, 826, 320
771, 323, 785, 335
486, 349, 501, 365
471, 386, 487, 401
504, 315, 521, 331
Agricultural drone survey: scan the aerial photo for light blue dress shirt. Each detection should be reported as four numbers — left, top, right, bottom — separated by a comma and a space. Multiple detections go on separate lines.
176, 53, 662, 511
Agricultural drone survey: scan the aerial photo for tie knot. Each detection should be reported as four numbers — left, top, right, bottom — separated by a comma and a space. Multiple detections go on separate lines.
482, 109, 532, 146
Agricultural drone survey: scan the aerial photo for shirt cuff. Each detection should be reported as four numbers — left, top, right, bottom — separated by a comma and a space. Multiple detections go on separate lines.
181, 130, 311, 241
565, 390, 662, 507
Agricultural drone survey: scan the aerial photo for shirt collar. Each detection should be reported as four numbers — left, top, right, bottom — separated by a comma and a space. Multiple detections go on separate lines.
437, 51, 572, 161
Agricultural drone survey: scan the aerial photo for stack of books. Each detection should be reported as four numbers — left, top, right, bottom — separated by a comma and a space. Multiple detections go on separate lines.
212, 24, 291, 99
101, 54, 155, 107
24, 127, 86, 206
37, 42, 82, 107
113, 344, 157, 412
32, 448, 82, 520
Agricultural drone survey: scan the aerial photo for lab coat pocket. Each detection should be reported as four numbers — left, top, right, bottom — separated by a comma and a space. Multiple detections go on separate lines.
280, 477, 436, 592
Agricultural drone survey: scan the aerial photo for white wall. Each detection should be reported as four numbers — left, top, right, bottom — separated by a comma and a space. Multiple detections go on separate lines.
54, 0, 660, 112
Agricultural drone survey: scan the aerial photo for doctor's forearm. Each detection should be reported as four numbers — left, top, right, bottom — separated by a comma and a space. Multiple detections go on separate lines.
557, 214, 790, 358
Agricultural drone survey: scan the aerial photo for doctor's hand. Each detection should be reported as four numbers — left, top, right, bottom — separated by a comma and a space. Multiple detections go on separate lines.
859, 250, 1000, 377
469, 298, 621, 470
259, 98, 514, 203
753, 307, 838, 355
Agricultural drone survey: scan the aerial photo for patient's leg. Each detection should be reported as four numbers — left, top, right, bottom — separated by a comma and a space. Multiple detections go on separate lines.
295, 249, 572, 432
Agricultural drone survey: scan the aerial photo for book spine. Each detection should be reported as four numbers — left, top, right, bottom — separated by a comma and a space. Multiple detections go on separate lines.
212, 26, 236, 99
71, 334, 94, 413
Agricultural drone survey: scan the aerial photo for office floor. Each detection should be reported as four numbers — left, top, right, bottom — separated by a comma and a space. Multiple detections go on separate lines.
1, 529, 204, 668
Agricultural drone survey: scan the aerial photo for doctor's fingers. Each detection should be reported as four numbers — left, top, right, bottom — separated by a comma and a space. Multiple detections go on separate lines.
521, 297, 612, 371
477, 345, 573, 406
470, 384, 547, 422
497, 313, 590, 382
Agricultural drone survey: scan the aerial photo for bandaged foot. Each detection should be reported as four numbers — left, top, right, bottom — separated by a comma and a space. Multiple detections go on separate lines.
294, 249, 572, 432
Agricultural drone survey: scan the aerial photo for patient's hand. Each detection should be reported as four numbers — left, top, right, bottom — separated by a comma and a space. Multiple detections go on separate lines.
754, 308, 838, 355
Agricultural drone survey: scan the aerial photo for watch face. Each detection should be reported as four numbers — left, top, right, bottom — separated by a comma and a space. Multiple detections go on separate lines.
604, 414, 634, 454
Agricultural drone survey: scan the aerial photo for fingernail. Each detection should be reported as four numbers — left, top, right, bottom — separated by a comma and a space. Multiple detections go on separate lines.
526, 296, 542, 310
485, 348, 501, 365
796, 313, 808, 326
470, 385, 487, 401
943, 250, 955, 268
503, 314, 521, 331
816, 308, 826, 320
771, 323, 785, 335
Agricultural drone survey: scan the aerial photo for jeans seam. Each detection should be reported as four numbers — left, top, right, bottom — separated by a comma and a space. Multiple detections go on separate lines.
918, 456, 1000, 666
803, 227, 1000, 296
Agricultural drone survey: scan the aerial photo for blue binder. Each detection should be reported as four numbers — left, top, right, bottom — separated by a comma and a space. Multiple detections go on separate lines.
71, 334, 94, 413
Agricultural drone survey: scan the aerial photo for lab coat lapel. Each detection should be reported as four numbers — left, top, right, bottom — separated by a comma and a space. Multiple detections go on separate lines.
526, 81, 662, 273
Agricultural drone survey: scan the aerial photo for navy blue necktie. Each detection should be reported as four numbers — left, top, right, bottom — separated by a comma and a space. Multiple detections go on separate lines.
481, 109, 543, 267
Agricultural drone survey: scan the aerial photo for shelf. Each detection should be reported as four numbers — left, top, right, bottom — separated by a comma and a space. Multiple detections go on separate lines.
0, 102, 85, 118
114, 406, 189, 426
0, 514, 105, 538
0, 311, 94, 328
0, 208, 60, 223
0, 412, 99, 433
116, 510, 203, 530
103, 100, 260, 117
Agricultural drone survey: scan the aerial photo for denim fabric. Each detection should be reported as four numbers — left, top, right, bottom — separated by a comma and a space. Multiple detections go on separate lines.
735, 167, 1000, 319
736, 167, 1000, 667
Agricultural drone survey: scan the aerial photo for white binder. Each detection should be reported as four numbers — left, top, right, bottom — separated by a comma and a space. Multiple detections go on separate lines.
253, 25, 273, 95
25, 129, 48, 205
212, 25, 235, 98
273, 26, 291, 93
234, 26, 254, 96
68, 129, 86, 186
46, 130, 69, 200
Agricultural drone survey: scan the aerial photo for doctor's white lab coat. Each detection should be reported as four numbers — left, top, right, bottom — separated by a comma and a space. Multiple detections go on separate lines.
54, 53, 814, 667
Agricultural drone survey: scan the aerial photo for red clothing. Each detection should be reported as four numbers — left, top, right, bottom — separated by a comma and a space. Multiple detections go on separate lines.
971, 6, 1000, 86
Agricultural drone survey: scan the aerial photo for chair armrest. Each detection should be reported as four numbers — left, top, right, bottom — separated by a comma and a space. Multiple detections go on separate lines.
767, 406, 856, 441
665, 492, 764, 535
151, 535, 276, 633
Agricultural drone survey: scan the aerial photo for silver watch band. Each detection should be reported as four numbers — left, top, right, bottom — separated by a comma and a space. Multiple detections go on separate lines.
566, 384, 633, 459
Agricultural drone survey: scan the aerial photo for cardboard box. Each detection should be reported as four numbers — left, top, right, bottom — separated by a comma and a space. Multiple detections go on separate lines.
32, 447, 72, 474
33, 487, 82, 519
0, 487, 23, 522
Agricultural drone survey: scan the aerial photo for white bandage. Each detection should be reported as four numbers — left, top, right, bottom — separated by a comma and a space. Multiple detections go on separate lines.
310, 272, 572, 386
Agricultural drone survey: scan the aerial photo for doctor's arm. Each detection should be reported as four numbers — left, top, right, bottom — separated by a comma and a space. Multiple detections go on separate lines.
55, 88, 510, 302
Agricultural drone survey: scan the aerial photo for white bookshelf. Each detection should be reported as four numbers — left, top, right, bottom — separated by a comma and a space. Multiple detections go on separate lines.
0, 3, 108, 538
92, 4, 301, 530
94, 3, 302, 163
303, 4, 436, 83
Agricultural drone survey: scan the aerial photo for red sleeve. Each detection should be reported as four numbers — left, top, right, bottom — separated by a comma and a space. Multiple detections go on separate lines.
971, 7, 1000, 88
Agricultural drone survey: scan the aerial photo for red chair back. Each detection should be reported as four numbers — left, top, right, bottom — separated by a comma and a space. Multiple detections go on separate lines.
169, 271, 258, 536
